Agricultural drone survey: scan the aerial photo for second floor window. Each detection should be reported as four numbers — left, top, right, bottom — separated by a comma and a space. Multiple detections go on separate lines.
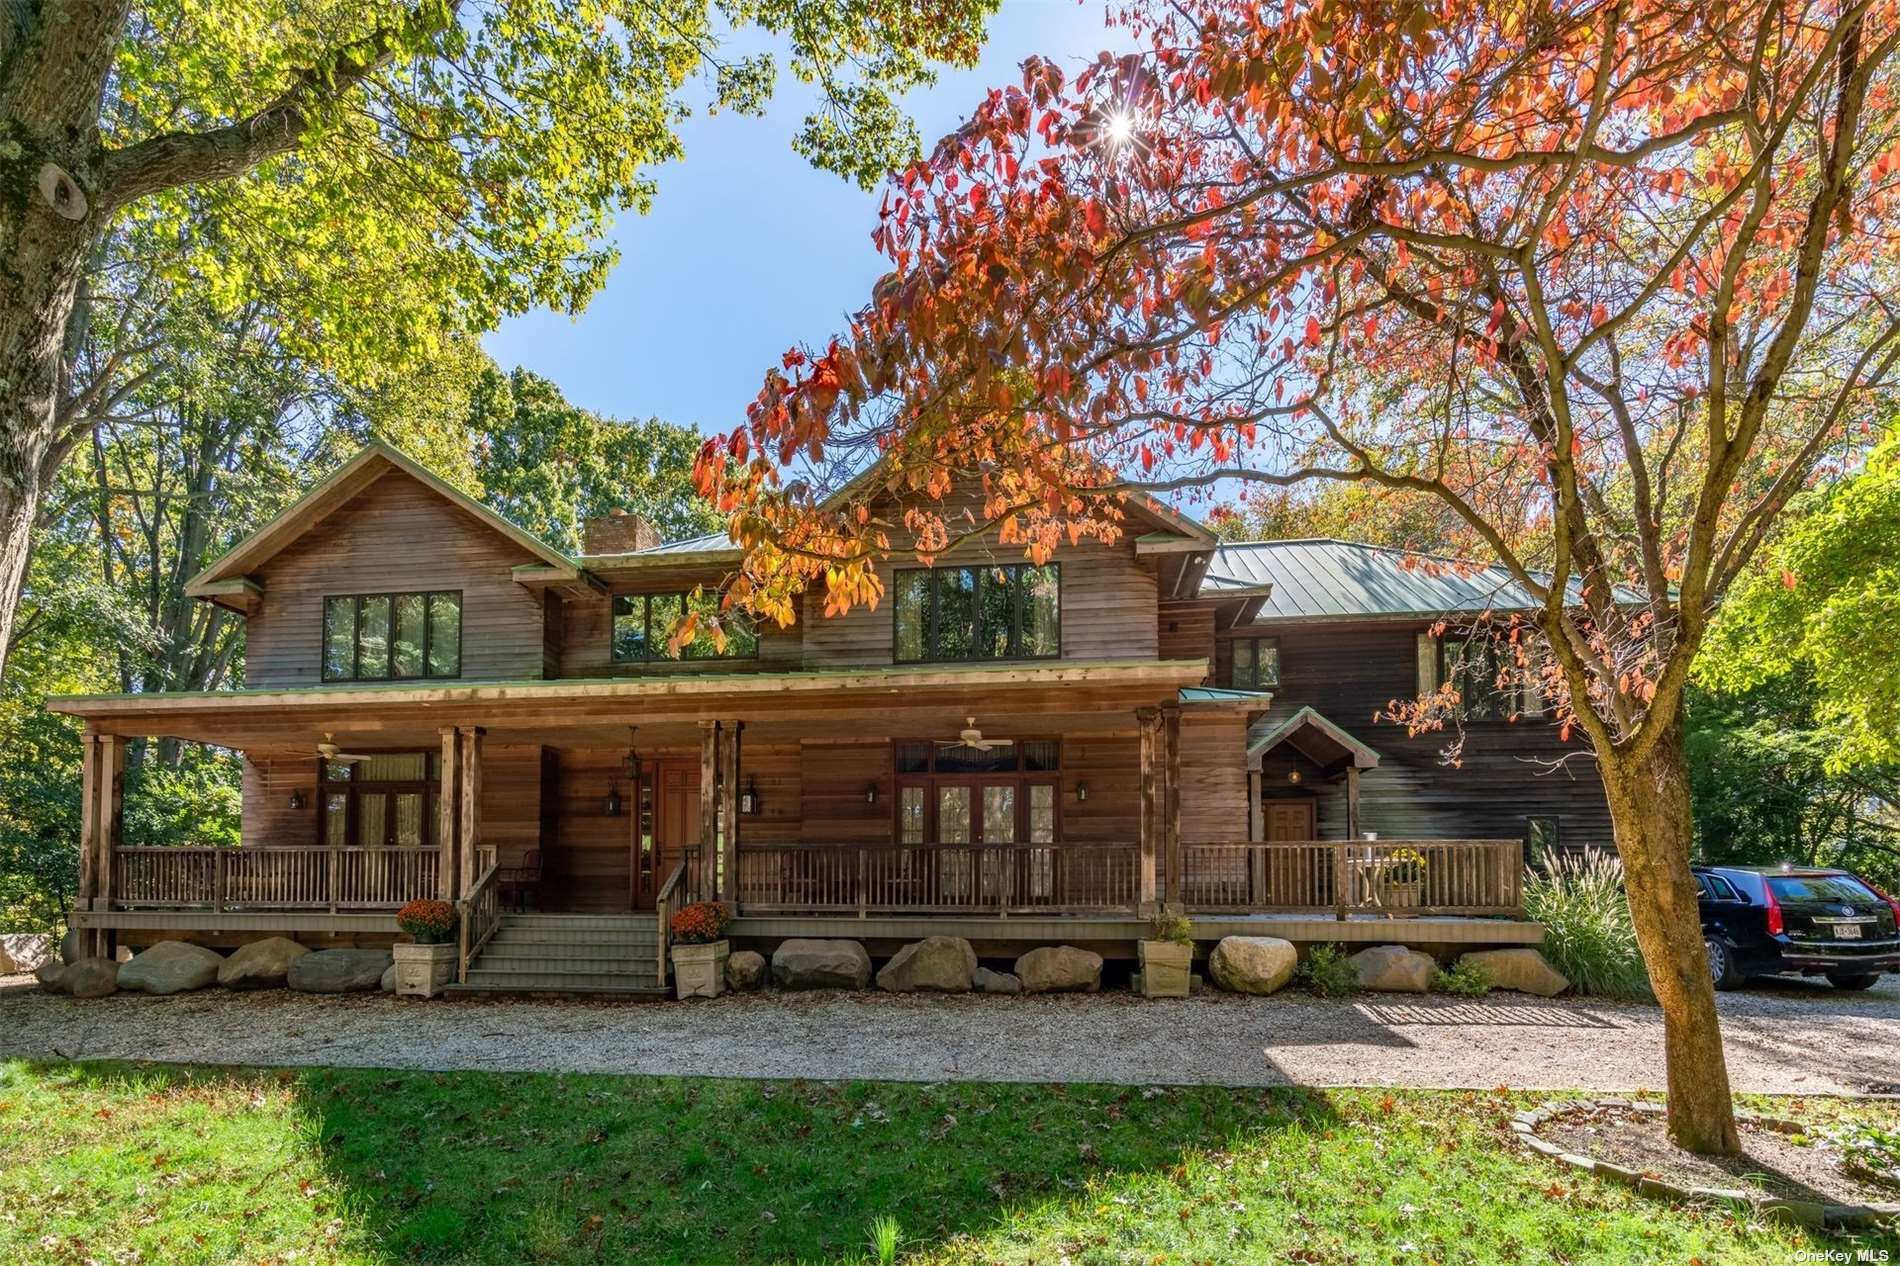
612, 590, 758, 663
893, 563, 1060, 663
1229, 636, 1280, 689
1417, 631, 1545, 718
323, 592, 460, 681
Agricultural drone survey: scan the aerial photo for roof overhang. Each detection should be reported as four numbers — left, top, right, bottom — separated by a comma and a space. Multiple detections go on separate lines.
1247, 706, 1380, 772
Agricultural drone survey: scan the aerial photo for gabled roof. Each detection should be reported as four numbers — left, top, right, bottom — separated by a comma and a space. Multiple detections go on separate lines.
185, 441, 581, 605
1248, 705, 1380, 770
1206, 539, 1614, 623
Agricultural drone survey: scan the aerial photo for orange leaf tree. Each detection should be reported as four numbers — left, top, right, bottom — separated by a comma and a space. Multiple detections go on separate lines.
698, 0, 1900, 1153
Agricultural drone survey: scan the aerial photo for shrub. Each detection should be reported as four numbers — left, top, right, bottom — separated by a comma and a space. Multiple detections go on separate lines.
396, 899, 458, 945
1523, 850, 1652, 1000
670, 901, 731, 944
1431, 959, 1493, 997
1147, 912, 1195, 945
1297, 943, 1359, 997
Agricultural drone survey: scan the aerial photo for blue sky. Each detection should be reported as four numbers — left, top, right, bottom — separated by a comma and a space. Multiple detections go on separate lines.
483, 1, 1123, 437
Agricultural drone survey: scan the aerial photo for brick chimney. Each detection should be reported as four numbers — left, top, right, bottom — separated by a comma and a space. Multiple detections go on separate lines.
582, 509, 662, 555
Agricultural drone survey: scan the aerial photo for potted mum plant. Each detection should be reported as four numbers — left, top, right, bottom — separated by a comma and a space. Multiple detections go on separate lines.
393, 899, 459, 998
669, 901, 732, 1000
1137, 911, 1195, 998
1377, 848, 1429, 913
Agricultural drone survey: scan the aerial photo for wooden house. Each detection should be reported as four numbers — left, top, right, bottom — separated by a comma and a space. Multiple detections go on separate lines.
49, 442, 1604, 993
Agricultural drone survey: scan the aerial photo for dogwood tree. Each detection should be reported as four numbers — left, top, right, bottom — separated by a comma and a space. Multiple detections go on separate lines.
698, 0, 1900, 1153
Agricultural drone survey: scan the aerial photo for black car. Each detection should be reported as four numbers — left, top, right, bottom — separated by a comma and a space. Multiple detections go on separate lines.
1694, 865, 1900, 991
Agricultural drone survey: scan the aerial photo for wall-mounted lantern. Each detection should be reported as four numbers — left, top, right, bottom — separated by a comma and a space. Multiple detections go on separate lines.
741, 776, 760, 816
864, 782, 879, 805
288, 789, 306, 812
1074, 781, 1089, 803
604, 784, 624, 816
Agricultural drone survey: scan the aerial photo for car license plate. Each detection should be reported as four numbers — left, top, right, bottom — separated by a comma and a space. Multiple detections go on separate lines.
1838, 923, 1863, 939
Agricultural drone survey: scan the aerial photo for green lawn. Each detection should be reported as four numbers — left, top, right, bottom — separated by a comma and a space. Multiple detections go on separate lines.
1, 1061, 1892, 1264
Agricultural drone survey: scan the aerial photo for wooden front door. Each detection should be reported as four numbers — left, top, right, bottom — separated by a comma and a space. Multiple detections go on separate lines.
1265, 799, 1317, 841
633, 760, 699, 909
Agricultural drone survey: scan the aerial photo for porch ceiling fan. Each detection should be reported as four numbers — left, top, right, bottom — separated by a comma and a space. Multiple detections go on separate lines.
941, 717, 1012, 752
316, 732, 376, 764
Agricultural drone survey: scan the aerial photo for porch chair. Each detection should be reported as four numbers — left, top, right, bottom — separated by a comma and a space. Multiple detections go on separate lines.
498, 848, 543, 912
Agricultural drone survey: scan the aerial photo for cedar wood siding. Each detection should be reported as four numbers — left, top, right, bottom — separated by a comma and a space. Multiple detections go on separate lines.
1218, 621, 1614, 849
241, 469, 549, 688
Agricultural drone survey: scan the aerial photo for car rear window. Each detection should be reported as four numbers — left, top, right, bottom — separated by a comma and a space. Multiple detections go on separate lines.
1766, 874, 1881, 904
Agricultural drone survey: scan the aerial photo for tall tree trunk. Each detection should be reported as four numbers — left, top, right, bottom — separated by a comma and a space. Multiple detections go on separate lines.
1603, 716, 1741, 1155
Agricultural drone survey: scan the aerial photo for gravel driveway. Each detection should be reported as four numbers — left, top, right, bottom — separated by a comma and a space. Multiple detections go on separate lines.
3, 973, 1895, 1094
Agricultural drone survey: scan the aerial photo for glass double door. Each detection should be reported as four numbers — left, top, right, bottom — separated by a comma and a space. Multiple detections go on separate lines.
898, 777, 1057, 847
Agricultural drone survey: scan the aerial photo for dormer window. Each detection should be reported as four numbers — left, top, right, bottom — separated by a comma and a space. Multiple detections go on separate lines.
322, 591, 461, 682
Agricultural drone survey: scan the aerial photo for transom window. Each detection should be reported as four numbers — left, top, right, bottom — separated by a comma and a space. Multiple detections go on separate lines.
892, 563, 1060, 663
322, 592, 461, 682
612, 590, 757, 663
1229, 636, 1280, 689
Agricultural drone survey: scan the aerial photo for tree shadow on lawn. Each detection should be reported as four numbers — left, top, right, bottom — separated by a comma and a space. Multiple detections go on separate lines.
42, 1062, 1345, 1265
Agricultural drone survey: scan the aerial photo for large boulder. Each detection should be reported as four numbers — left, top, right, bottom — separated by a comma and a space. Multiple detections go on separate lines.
380, 964, 397, 993
60, 926, 83, 966
1208, 936, 1298, 995
0, 932, 52, 975
118, 941, 223, 995
770, 939, 871, 990
288, 948, 393, 994
63, 957, 121, 999
218, 937, 309, 990
973, 966, 1021, 995
1458, 948, 1570, 997
876, 936, 977, 993
725, 949, 767, 992
1014, 945, 1102, 994
1349, 945, 1436, 993
35, 962, 68, 993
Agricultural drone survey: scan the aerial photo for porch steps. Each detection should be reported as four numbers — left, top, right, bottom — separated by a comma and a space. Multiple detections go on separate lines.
455, 913, 668, 997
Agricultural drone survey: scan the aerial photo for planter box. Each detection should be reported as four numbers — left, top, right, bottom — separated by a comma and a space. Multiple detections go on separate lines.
392, 942, 457, 999
1137, 939, 1193, 998
671, 940, 729, 1000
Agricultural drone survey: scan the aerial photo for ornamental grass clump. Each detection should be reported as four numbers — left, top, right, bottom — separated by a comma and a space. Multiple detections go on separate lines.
1523, 850, 1652, 1000
1147, 912, 1195, 945
395, 899, 457, 945
670, 901, 731, 944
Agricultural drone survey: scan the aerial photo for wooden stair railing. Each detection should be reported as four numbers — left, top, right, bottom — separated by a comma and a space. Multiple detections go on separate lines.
653, 859, 688, 989
457, 858, 503, 984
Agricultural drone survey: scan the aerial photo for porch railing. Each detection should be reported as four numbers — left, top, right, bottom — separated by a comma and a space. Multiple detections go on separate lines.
107, 845, 495, 912
653, 859, 688, 989
732, 843, 1142, 915
457, 855, 503, 983
1181, 839, 1524, 918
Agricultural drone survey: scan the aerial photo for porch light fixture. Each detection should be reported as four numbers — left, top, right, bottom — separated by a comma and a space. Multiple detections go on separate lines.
605, 784, 624, 816
288, 789, 305, 811
741, 776, 760, 816
1075, 780, 1088, 802
1286, 769, 1303, 785
864, 782, 879, 805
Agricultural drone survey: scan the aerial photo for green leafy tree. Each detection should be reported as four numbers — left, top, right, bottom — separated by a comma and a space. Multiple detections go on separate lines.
0, 0, 996, 681
1702, 433, 1900, 773
470, 366, 722, 552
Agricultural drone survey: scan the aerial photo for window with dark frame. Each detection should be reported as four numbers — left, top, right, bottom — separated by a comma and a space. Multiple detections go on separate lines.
892, 739, 1061, 847
322, 591, 461, 682
319, 753, 437, 848
1229, 636, 1280, 689
611, 590, 758, 663
1420, 630, 1546, 719
1525, 816, 1560, 867
892, 563, 1060, 663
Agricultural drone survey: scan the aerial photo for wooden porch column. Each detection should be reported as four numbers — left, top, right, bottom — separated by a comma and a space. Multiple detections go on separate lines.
438, 727, 462, 899
698, 720, 718, 900
1135, 708, 1160, 915
1162, 704, 1183, 913
457, 726, 484, 898
1345, 765, 1362, 840
93, 733, 125, 912
718, 721, 742, 904
77, 731, 99, 906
